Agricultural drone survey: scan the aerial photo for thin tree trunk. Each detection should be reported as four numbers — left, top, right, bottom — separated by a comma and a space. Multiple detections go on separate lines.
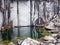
2, 0, 6, 26
0, 0, 2, 10
58, 0, 60, 17
17, 0, 20, 37
43, 1, 46, 25
37, 1, 40, 24
30, 0, 33, 26
7, 0, 10, 23
30, 0, 32, 36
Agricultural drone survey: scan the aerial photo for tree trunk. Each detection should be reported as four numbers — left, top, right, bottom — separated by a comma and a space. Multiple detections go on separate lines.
17, 0, 20, 37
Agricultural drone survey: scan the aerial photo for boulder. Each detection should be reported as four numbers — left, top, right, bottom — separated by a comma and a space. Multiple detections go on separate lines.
48, 43, 55, 45
43, 36, 57, 43
45, 22, 55, 30
21, 37, 40, 45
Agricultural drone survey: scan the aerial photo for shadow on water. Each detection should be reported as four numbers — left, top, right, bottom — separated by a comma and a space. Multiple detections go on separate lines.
0, 26, 43, 40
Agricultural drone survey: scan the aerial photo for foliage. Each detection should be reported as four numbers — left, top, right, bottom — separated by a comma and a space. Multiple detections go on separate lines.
35, 38, 43, 41
38, 29, 49, 36
34, 29, 49, 41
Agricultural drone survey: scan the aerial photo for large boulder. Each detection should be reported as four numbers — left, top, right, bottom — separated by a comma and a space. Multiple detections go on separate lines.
21, 37, 40, 45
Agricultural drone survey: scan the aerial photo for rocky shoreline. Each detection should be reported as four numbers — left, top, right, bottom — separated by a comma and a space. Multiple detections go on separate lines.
0, 37, 60, 45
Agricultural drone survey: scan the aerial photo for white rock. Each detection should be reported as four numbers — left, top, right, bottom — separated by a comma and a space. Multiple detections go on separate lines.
21, 37, 40, 45
17, 39, 23, 45
44, 36, 55, 40
43, 36, 57, 43
56, 43, 60, 45
45, 22, 55, 29
51, 34, 58, 37
48, 43, 55, 45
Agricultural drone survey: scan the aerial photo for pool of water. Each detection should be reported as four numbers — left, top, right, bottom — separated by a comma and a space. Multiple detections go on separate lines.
0, 27, 43, 40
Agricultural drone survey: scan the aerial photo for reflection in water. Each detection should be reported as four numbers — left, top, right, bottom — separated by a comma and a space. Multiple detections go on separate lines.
13, 27, 32, 38
0, 27, 43, 40
12, 27, 43, 39
35, 26, 43, 38
1, 29, 13, 40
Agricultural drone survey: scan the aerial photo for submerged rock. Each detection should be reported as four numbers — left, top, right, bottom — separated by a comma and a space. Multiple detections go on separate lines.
21, 37, 40, 45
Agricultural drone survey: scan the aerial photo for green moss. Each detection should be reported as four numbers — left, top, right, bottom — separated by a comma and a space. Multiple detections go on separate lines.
33, 29, 49, 42
33, 37, 43, 42
13, 36, 26, 41
36, 38, 43, 41
2, 40, 11, 45
38, 29, 49, 36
